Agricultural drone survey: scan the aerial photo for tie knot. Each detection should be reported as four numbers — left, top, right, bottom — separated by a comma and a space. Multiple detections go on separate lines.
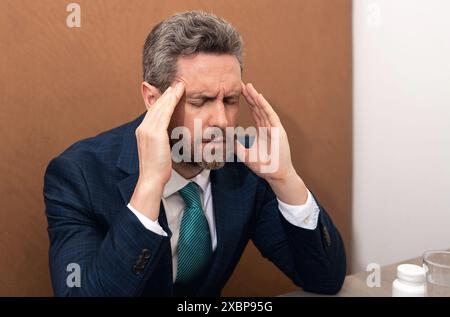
179, 182, 202, 208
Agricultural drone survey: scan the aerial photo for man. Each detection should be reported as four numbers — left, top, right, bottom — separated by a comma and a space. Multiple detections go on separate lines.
44, 10, 346, 296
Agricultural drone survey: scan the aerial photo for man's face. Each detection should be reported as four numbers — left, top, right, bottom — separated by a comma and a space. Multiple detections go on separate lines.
169, 53, 242, 169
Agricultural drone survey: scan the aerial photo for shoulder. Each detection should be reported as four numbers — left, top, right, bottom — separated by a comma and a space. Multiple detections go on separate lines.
45, 113, 143, 175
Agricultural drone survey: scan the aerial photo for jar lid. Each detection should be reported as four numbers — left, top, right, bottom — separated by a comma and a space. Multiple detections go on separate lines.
397, 264, 425, 283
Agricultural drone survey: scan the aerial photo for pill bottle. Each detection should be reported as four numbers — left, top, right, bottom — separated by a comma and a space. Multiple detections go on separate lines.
392, 264, 426, 297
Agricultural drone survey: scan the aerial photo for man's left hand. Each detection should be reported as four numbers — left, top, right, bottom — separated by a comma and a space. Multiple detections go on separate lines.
236, 82, 308, 205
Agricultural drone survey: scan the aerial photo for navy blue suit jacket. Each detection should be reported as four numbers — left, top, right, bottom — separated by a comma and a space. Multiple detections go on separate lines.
43, 113, 346, 296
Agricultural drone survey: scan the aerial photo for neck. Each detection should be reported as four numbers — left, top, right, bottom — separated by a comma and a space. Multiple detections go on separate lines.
172, 161, 203, 179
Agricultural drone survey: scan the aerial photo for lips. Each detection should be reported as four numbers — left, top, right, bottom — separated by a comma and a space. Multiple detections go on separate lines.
202, 137, 224, 143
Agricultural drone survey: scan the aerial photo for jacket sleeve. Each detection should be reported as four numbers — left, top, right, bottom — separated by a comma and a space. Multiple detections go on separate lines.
43, 156, 171, 296
251, 179, 347, 295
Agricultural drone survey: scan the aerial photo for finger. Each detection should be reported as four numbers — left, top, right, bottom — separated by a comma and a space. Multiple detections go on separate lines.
242, 83, 263, 126
253, 105, 266, 127
159, 82, 185, 122
235, 137, 261, 169
234, 138, 248, 163
241, 82, 257, 107
251, 106, 263, 127
247, 83, 281, 127
141, 82, 185, 132
154, 82, 184, 115
140, 85, 171, 118
241, 83, 266, 127
246, 83, 270, 127
140, 85, 176, 127
257, 92, 282, 127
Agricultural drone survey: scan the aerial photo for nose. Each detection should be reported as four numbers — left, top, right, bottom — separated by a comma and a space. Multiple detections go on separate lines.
209, 100, 228, 129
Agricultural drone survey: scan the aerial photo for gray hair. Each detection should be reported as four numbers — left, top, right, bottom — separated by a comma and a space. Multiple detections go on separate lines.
142, 11, 243, 92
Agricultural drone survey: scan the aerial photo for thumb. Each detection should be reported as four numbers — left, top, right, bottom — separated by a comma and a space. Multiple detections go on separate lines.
234, 138, 249, 163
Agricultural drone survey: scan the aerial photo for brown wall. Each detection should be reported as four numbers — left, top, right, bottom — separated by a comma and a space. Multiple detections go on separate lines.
0, 0, 352, 296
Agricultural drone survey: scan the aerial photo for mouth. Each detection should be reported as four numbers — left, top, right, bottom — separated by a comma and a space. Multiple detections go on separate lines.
202, 137, 224, 144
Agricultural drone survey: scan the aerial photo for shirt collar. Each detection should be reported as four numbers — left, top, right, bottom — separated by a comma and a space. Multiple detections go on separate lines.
162, 168, 211, 198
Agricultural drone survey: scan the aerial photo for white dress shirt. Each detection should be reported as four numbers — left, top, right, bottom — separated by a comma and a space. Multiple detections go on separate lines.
127, 168, 320, 281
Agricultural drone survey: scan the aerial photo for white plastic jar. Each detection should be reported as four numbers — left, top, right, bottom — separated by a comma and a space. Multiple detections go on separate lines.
392, 264, 426, 297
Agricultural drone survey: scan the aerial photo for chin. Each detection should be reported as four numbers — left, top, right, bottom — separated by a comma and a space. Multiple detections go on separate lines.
196, 161, 226, 170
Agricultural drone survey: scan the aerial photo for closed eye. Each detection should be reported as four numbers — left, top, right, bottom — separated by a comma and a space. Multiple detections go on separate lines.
224, 97, 239, 105
189, 99, 205, 107
188, 96, 239, 107
189, 96, 217, 107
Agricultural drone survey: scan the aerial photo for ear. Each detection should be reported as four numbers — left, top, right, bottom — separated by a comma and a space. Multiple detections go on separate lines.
141, 82, 161, 110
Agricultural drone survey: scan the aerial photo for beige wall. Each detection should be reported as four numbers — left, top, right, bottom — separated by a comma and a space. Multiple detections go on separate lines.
353, 0, 450, 272
0, 0, 352, 296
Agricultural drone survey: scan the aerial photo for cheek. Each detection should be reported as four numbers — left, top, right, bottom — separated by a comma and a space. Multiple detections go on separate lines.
177, 106, 203, 137
184, 105, 210, 127
172, 102, 201, 128
227, 105, 239, 125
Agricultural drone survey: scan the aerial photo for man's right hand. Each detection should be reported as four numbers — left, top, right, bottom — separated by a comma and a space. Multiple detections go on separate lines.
129, 82, 185, 221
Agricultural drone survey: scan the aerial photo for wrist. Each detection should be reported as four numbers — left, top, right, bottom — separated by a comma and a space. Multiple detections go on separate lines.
265, 167, 298, 185
266, 169, 308, 205
130, 178, 165, 221
136, 177, 166, 193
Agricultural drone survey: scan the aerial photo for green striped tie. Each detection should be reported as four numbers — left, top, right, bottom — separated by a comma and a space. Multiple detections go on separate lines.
175, 182, 212, 285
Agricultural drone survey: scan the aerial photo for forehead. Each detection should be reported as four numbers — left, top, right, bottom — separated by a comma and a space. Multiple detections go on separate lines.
175, 53, 242, 94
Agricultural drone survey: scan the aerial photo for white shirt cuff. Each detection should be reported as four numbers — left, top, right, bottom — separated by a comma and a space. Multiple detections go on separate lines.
277, 189, 320, 230
127, 203, 168, 236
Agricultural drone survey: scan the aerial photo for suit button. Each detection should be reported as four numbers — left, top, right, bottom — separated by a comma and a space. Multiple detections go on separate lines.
322, 225, 332, 247
136, 254, 148, 265
142, 249, 151, 259
133, 263, 145, 275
